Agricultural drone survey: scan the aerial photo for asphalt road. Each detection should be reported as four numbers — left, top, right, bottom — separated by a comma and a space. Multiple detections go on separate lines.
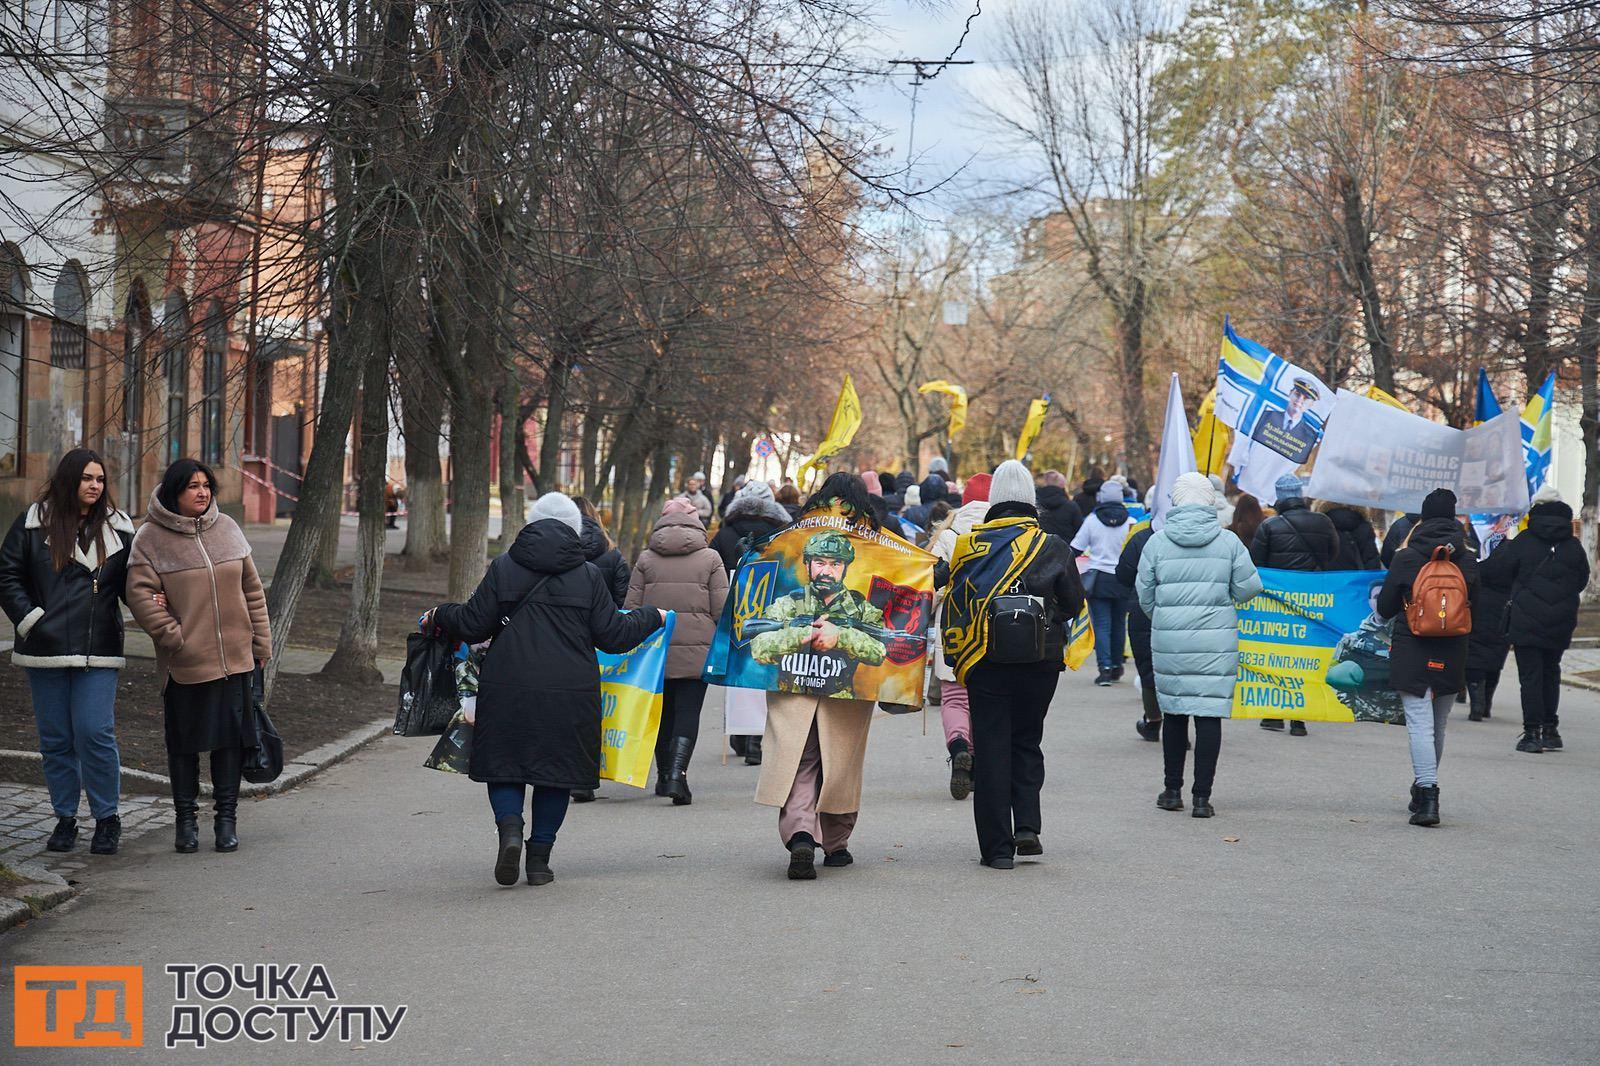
4, 667, 1597, 1064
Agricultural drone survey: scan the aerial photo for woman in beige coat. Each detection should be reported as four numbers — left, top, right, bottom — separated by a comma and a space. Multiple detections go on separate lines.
127, 459, 271, 854
755, 472, 882, 881
625, 499, 729, 805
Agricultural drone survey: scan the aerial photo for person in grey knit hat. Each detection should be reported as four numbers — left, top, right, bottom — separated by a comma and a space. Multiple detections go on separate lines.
528, 491, 583, 535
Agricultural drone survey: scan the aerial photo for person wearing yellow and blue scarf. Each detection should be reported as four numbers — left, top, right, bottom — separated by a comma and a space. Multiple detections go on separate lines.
941, 461, 1084, 870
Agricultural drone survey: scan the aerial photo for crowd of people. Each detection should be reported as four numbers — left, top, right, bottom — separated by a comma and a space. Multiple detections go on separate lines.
4, 442, 1589, 887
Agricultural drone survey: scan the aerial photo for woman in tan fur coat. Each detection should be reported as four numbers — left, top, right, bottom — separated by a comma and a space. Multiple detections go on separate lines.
127, 459, 271, 855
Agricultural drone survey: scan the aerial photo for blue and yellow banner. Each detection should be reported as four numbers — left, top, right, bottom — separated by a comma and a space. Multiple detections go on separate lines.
703, 506, 934, 703
598, 612, 676, 787
1233, 569, 1383, 722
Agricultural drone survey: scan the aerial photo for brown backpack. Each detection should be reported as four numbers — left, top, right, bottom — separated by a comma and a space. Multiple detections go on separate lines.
1405, 545, 1471, 637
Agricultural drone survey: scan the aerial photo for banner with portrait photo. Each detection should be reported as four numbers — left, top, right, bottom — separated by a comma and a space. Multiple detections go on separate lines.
1306, 390, 1530, 515
1215, 320, 1336, 500
702, 506, 935, 704
1233, 568, 1380, 723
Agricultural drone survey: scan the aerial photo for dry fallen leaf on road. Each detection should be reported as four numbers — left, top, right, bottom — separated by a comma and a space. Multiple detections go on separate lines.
1223, 837, 1240, 844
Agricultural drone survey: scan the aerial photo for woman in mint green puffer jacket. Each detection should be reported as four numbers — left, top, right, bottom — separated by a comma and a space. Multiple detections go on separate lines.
1135, 473, 1262, 816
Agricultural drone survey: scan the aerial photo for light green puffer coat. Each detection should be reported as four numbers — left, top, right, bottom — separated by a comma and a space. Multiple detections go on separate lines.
1135, 504, 1263, 717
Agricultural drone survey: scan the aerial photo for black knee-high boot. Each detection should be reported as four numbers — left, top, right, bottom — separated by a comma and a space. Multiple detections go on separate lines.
169, 753, 201, 853
210, 746, 243, 852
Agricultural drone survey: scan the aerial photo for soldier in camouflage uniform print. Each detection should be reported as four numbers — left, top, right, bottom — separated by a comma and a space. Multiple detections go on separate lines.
751, 530, 887, 697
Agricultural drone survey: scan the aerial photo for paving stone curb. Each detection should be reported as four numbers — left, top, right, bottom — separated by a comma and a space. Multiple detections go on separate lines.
0, 858, 75, 935
0, 718, 391, 934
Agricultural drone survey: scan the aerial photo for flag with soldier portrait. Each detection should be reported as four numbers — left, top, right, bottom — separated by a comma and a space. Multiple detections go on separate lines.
702, 506, 936, 704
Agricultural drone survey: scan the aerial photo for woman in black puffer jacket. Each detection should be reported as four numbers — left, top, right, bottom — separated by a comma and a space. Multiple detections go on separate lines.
1481, 487, 1590, 753
0, 449, 135, 855
1464, 542, 1512, 723
574, 496, 629, 607
1317, 501, 1381, 570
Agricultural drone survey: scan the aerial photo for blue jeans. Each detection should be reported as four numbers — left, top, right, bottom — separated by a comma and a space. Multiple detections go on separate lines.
487, 784, 570, 846
26, 667, 122, 820
1402, 691, 1451, 787
1087, 592, 1127, 673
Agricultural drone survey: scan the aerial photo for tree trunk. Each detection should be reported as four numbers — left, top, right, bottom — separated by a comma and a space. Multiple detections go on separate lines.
579, 410, 602, 500
497, 372, 524, 543
263, 325, 365, 701
1576, 179, 1600, 601
1118, 284, 1153, 482
322, 352, 388, 685
399, 366, 447, 561
537, 346, 573, 491
1337, 173, 1395, 394
447, 375, 493, 602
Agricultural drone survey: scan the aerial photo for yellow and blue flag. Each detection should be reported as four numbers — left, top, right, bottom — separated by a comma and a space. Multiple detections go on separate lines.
598, 612, 676, 788
1065, 605, 1095, 671
1474, 368, 1502, 425
1520, 370, 1556, 493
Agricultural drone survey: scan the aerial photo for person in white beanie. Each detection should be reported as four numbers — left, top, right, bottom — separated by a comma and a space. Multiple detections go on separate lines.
1135, 472, 1262, 818
1208, 474, 1234, 528
424, 491, 666, 888
941, 460, 1084, 868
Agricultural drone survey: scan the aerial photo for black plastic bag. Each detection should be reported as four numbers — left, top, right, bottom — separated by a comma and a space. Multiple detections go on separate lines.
242, 669, 284, 784
423, 710, 473, 774
395, 632, 458, 737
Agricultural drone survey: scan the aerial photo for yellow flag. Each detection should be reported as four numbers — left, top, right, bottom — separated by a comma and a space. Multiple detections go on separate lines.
1365, 385, 1407, 411
1065, 605, 1095, 671
1014, 394, 1051, 460
798, 375, 863, 482
918, 380, 968, 437
1191, 386, 1232, 476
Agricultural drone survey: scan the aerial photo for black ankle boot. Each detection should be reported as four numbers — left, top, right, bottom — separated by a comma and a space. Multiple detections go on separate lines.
1136, 687, 1161, 741
169, 754, 200, 853
948, 738, 973, 800
1543, 725, 1563, 751
525, 842, 554, 886
90, 815, 122, 855
787, 833, 817, 880
494, 817, 524, 886
744, 735, 763, 766
665, 736, 695, 806
1516, 729, 1544, 754
1156, 788, 1184, 811
1191, 796, 1214, 818
1409, 784, 1440, 827
211, 746, 242, 852
46, 816, 77, 853
1408, 780, 1422, 814
1467, 681, 1486, 721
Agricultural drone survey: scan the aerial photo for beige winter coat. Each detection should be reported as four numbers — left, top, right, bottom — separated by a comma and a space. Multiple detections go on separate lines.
127, 493, 271, 686
625, 511, 729, 679
755, 692, 874, 813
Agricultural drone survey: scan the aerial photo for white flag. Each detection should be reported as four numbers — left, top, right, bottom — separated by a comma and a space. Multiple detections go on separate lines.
1151, 373, 1198, 531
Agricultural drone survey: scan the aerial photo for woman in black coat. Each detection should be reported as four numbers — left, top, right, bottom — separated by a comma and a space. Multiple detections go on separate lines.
1115, 522, 1159, 741
574, 497, 629, 607
1465, 542, 1513, 722
1375, 490, 1478, 827
1318, 502, 1381, 570
426, 493, 663, 887
0, 449, 134, 855
1480, 489, 1590, 752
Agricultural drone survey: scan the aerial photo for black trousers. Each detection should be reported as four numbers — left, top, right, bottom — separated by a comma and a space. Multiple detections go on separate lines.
654, 678, 709, 767
1161, 714, 1221, 796
1513, 646, 1562, 730
966, 666, 1058, 862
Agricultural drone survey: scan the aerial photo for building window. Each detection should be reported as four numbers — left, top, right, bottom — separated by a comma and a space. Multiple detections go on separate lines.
122, 285, 147, 432
162, 291, 188, 463
49, 262, 87, 369
0, 245, 26, 476
201, 302, 226, 463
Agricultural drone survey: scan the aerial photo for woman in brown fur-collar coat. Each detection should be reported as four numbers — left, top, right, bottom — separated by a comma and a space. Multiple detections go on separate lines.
127, 459, 271, 856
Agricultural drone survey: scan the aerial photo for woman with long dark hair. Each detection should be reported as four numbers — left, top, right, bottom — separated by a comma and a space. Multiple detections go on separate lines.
0, 449, 136, 855
1226, 494, 1266, 547
128, 459, 271, 854
755, 472, 885, 880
